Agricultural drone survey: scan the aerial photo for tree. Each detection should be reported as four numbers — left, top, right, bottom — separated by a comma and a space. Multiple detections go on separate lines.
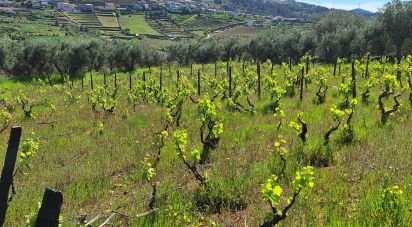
379, 0, 412, 64
313, 11, 366, 62
220, 37, 239, 62
192, 38, 220, 66
86, 39, 106, 73
11, 39, 56, 82
115, 40, 142, 73
66, 40, 91, 79
141, 46, 166, 73
363, 19, 388, 56
0, 36, 15, 75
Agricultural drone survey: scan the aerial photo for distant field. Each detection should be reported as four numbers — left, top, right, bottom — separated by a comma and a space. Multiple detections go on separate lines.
210, 25, 263, 38
0, 12, 65, 38
67, 13, 101, 28
172, 13, 247, 31
96, 14, 119, 28
138, 37, 176, 47
119, 14, 160, 35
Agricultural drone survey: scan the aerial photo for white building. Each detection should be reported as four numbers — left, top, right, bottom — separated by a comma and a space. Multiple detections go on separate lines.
57, 2, 76, 12
32, 0, 50, 8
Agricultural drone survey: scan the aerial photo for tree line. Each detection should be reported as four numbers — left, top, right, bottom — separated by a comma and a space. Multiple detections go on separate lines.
0, 0, 411, 81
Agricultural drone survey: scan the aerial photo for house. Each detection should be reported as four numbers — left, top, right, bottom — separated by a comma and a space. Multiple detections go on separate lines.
32, 0, 50, 9
167, 3, 180, 12
79, 4, 93, 12
105, 2, 115, 10
95, 3, 114, 11
57, 2, 76, 12
0, 1, 15, 7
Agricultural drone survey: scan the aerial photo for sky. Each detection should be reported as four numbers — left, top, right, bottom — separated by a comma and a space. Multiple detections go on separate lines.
297, 0, 390, 12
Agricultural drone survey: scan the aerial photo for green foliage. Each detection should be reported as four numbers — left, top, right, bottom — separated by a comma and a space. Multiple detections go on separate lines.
141, 157, 156, 181
379, 185, 406, 225
0, 110, 12, 130
87, 85, 117, 113
261, 175, 283, 206
382, 73, 398, 89
64, 91, 81, 105
174, 129, 188, 159
20, 137, 39, 161
330, 105, 345, 121
292, 166, 315, 191
273, 136, 287, 157
94, 121, 104, 135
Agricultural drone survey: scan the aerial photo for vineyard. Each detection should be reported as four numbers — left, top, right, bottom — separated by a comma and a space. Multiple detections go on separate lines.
1, 0, 412, 226
0, 55, 412, 226
63, 12, 124, 38
145, 11, 194, 38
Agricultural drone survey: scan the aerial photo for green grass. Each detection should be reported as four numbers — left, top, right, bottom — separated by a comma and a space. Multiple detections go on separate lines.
0, 61, 412, 226
172, 13, 249, 32
0, 13, 65, 38
96, 15, 119, 28
210, 25, 263, 39
119, 15, 160, 35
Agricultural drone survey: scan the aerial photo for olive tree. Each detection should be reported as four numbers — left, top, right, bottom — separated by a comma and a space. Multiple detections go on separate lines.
379, 0, 412, 63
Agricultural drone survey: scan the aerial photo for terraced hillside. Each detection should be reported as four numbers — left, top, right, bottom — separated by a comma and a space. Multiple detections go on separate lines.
172, 12, 246, 32
96, 12, 119, 27
67, 13, 102, 30
55, 12, 77, 27
119, 13, 161, 36
145, 11, 194, 38
65, 11, 129, 38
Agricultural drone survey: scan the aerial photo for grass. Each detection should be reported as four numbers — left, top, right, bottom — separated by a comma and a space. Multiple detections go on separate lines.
210, 25, 263, 39
119, 15, 160, 35
0, 61, 411, 226
172, 13, 249, 32
96, 15, 119, 28
0, 13, 65, 38
67, 13, 101, 27
138, 37, 177, 48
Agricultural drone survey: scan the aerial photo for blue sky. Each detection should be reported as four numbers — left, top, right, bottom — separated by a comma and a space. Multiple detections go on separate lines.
298, 0, 390, 12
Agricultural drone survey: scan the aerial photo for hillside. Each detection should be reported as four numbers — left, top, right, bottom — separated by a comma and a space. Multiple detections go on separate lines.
350, 8, 376, 17
224, 0, 329, 18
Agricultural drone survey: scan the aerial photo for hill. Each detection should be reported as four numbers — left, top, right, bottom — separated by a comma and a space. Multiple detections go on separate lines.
350, 8, 376, 17
224, 0, 329, 18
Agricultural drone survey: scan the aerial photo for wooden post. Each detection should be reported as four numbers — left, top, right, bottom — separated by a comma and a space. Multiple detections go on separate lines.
333, 59, 337, 77
103, 72, 106, 85
352, 61, 356, 98
176, 70, 180, 86
35, 188, 63, 227
289, 58, 292, 71
306, 56, 309, 75
0, 127, 22, 226
197, 69, 201, 96
365, 54, 370, 78
228, 66, 232, 98
190, 64, 193, 78
143, 72, 146, 84
242, 61, 245, 77
338, 64, 341, 76
114, 72, 117, 88
300, 66, 304, 101
214, 62, 217, 78
257, 62, 261, 98
159, 66, 163, 91
129, 72, 132, 90
90, 72, 93, 90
